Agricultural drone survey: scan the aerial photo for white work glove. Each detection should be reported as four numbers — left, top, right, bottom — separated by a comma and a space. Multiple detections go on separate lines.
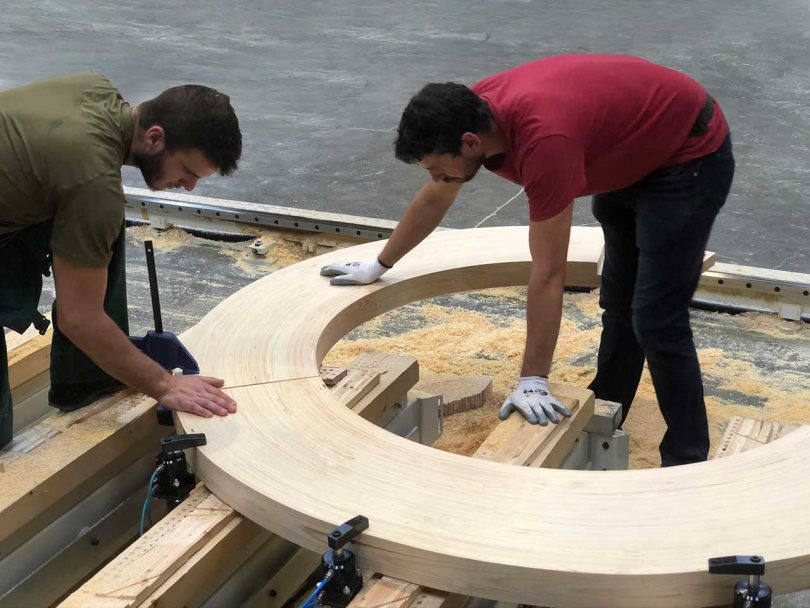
499, 376, 572, 426
320, 259, 389, 286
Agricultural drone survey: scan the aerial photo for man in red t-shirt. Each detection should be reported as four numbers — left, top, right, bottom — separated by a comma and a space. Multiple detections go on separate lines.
322, 55, 735, 466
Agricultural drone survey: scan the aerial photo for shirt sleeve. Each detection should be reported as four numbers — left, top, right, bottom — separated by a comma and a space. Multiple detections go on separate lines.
519, 136, 586, 222
50, 172, 125, 267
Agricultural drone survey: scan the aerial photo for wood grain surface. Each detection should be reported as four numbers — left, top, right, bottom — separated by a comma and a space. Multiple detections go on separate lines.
175, 226, 810, 607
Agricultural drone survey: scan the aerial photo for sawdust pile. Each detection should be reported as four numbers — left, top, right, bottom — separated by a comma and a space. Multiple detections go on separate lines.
325, 290, 810, 468
127, 225, 361, 278
128, 225, 202, 252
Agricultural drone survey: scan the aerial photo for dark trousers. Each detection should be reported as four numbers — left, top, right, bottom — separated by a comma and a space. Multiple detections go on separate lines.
587, 135, 735, 466
0, 221, 128, 448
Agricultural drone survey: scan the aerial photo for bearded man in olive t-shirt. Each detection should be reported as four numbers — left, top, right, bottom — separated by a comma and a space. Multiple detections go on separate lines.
0, 73, 242, 447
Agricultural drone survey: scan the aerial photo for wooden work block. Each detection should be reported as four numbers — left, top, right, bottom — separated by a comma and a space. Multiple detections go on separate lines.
332, 351, 419, 425
330, 368, 380, 409
412, 375, 492, 416
320, 365, 347, 387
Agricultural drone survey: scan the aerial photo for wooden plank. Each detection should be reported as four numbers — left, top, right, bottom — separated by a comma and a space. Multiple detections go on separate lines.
4, 317, 50, 352
600, 250, 715, 276
7, 330, 51, 389
136, 513, 266, 608
408, 589, 466, 608
714, 416, 801, 459
60, 488, 236, 608
529, 391, 596, 470
351, 575, 422, 608
472, 396, 582, 464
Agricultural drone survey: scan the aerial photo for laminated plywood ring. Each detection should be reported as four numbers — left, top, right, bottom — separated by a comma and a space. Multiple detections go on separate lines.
176, 226, 810, 608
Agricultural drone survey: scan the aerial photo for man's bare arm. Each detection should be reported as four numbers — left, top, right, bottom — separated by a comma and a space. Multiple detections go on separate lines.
520, 203, 574, 377
320, 179, 462, 285
377, 179, 463, 266
52, 255, 236, 417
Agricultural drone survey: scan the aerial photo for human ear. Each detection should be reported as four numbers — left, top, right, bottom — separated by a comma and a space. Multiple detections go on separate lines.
144, 126, 166, 153
460, 132, 481, 153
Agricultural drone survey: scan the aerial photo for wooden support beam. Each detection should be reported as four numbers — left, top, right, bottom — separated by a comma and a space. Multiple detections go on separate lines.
473, 395, 587, 465
351, 575, 423, 608
136, 507, 270, 608
61, 488, 235, 608
7, 329, 51, 390
0, 391, 165, 552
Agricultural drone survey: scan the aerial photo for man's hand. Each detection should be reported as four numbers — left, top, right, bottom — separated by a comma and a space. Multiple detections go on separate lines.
157, 375, 237, 418
499, 376, 572, 426
320, 259, 389, 285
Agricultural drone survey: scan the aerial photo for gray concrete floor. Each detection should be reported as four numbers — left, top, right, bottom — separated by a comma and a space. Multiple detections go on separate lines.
1, 1, 808, 272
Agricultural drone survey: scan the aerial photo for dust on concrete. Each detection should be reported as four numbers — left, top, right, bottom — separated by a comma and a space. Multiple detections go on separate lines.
127, 224, 363, 279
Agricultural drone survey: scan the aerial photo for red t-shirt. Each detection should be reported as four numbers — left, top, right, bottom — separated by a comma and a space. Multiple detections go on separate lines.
471, 55, 729, 221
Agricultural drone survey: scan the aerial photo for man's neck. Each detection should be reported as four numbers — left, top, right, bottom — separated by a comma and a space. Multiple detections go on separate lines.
479, 122, 506, 160
125, 106, 140, 166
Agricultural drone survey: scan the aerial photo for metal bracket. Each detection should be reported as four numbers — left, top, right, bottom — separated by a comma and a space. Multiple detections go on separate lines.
561, 400, 629, 471
383, 395, 443, 446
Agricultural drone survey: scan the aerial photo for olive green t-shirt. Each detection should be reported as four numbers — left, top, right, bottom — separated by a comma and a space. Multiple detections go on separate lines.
0, 72, 133, 267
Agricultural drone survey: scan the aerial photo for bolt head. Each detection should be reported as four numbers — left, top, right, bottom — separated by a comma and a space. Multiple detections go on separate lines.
343, 586, 352, 595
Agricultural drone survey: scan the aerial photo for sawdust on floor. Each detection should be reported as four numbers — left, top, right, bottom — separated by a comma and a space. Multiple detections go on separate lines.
324, 290, 810, 468
128, 225, 362, 278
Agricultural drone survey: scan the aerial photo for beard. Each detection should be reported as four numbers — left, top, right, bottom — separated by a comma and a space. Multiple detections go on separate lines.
132, 149, 166, 190
462, 154, 486, 182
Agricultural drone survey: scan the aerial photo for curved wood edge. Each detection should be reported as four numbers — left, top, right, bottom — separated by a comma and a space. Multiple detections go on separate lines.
176, 227, 810, 607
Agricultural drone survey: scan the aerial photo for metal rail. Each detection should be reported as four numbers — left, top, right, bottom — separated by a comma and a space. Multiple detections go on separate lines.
124, 188, 810, 321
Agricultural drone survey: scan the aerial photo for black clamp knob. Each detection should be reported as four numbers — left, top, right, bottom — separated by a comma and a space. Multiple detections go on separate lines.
709, 555, 772, 607
328, 515, 369, 551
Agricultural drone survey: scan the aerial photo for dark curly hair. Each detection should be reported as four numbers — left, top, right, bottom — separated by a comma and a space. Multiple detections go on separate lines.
394, 82, 493, 164
138, 85, 242, 176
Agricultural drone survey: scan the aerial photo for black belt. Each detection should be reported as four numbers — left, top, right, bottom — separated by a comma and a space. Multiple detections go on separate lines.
689, 94, 715, 137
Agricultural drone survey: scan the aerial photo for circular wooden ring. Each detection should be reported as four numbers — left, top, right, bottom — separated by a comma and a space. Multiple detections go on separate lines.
178, 227, 810, 607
